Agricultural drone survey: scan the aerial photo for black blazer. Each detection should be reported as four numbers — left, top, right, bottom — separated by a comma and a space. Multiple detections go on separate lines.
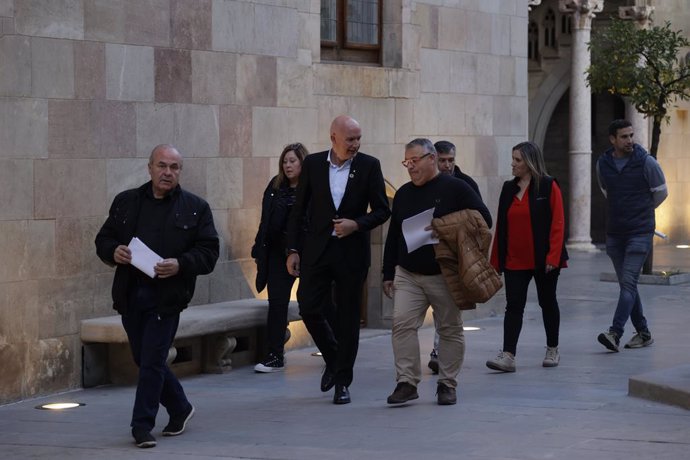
286, 150, 390, 269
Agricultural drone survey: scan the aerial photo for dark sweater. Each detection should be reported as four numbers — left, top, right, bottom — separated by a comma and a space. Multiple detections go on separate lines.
382, 173, 491, 280
453, 166, 481, 199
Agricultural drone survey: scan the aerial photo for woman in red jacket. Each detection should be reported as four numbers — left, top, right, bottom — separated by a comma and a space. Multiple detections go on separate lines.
486, 141, 568, 372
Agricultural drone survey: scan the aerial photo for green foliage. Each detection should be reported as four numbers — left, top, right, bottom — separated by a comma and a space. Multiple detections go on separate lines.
588, 19, 690, 119
587, 19, 690, 156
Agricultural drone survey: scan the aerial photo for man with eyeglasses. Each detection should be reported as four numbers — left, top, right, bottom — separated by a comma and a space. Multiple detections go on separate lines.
383, 138, 491, 406
427, 140, 484, 374
95, 144, 219, 448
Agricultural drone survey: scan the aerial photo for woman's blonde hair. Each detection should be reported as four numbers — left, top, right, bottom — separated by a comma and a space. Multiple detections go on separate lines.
513, 141, 548, 193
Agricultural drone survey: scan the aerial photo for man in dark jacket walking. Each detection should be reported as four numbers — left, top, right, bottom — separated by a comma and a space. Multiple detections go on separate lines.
596, 120, 667, 352
427, 140, 484, 373
95, 144, 219, 448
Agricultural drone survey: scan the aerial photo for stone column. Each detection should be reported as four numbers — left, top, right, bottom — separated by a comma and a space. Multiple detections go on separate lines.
620, 2, 655, 151
559, 0, 603, 251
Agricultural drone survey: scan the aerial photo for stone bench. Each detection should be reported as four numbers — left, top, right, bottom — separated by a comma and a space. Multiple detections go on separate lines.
81, 299, 300, 387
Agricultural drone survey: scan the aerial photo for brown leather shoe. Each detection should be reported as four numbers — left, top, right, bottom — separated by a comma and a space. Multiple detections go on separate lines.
387, 382, 419, 404
436, 383, 457, 405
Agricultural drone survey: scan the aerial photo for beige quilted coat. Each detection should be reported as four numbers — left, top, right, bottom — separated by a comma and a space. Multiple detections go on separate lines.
432, 209, 503, 310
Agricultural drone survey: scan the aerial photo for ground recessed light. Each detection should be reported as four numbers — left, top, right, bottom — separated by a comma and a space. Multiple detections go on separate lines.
36, 402, 85, 410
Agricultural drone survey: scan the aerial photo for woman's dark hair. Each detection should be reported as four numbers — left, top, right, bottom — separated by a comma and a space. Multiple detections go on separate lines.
272, 143, 309, 190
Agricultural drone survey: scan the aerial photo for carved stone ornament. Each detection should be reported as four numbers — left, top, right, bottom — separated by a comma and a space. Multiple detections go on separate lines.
619, 5, 655, 28
528, 0, 542, 11
559, 0, 604, 29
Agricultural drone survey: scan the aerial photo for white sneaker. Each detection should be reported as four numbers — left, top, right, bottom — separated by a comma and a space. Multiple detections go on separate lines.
542, 346, 560, 367
624, 332, 654, 349
486, 351, 516, 372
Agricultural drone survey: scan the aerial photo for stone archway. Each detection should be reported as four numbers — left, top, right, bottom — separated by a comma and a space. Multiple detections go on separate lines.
529, 59, 571, 149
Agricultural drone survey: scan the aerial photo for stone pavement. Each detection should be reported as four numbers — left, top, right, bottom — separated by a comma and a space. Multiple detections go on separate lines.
1, 247, 689, 460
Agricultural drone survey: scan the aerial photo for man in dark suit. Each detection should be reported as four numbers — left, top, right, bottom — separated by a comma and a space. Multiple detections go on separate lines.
286, 115, 390, 404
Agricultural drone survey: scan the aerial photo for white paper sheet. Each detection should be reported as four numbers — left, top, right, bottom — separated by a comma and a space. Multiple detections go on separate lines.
128, 237, 163, 278
401, 207, 439, 253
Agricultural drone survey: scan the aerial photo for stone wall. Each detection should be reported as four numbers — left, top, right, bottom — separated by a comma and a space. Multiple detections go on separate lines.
651, 3, 690, 246
0, 0, 526, 404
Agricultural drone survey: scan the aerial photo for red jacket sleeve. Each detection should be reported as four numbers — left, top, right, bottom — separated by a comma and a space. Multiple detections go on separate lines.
546, 181, 566, 268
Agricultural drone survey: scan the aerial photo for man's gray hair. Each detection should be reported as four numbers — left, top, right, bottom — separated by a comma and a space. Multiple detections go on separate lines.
149, 144, 183, 165
405, 138, 436, 155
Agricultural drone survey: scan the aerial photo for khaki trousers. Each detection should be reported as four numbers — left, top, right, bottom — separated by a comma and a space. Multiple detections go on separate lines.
392, 266, 465, 388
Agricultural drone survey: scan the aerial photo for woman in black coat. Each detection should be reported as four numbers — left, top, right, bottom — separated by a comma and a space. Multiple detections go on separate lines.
252, 143, 308, 372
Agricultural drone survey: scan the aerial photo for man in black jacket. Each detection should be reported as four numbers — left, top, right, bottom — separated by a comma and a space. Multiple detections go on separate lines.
95, 144, 219, 448
427, 140, 484, 373
434, 140, 482, 198
286, 115, 390, 404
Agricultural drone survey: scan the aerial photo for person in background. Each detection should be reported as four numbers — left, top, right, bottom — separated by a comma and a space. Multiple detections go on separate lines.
427, 140, 484, 374
486, 141, 568, 373
595, 119, 667, 352
252, 143, 309, 372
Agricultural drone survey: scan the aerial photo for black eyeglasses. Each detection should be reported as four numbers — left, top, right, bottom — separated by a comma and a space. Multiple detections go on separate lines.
401, 152, 431, 168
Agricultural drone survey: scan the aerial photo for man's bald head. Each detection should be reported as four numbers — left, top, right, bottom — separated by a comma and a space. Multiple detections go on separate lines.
329, 115, 361, 166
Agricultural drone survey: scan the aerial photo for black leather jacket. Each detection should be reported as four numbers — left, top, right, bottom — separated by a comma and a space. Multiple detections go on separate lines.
95, 182, 219, 316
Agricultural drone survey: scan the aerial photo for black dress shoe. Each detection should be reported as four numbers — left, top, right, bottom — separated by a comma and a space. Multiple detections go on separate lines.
333, 384, 351, 405
320, 367, 335, 392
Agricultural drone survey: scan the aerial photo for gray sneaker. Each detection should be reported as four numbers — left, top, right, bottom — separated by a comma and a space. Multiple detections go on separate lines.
542, 346, 560, 367
597, 330, 620, 352
624, 332, 654, 349
486, 351, 516, 372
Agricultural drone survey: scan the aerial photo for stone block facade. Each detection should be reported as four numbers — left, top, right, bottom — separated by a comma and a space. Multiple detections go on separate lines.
0, 0, 526, 404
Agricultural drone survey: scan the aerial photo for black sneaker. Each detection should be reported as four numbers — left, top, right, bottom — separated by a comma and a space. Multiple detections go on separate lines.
386, 382, 419, 404
254, 353, 285, 373
132, 428, 156, 448
427, 349, 439, 374
162, 404, 195, 436
436, 383, 457, 406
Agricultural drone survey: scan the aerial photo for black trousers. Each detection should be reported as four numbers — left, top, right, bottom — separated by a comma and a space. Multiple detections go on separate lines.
502, 268, 560, 355
265, 247, 297, 356
121, 285, 190, 431
298, 238, 367, 387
